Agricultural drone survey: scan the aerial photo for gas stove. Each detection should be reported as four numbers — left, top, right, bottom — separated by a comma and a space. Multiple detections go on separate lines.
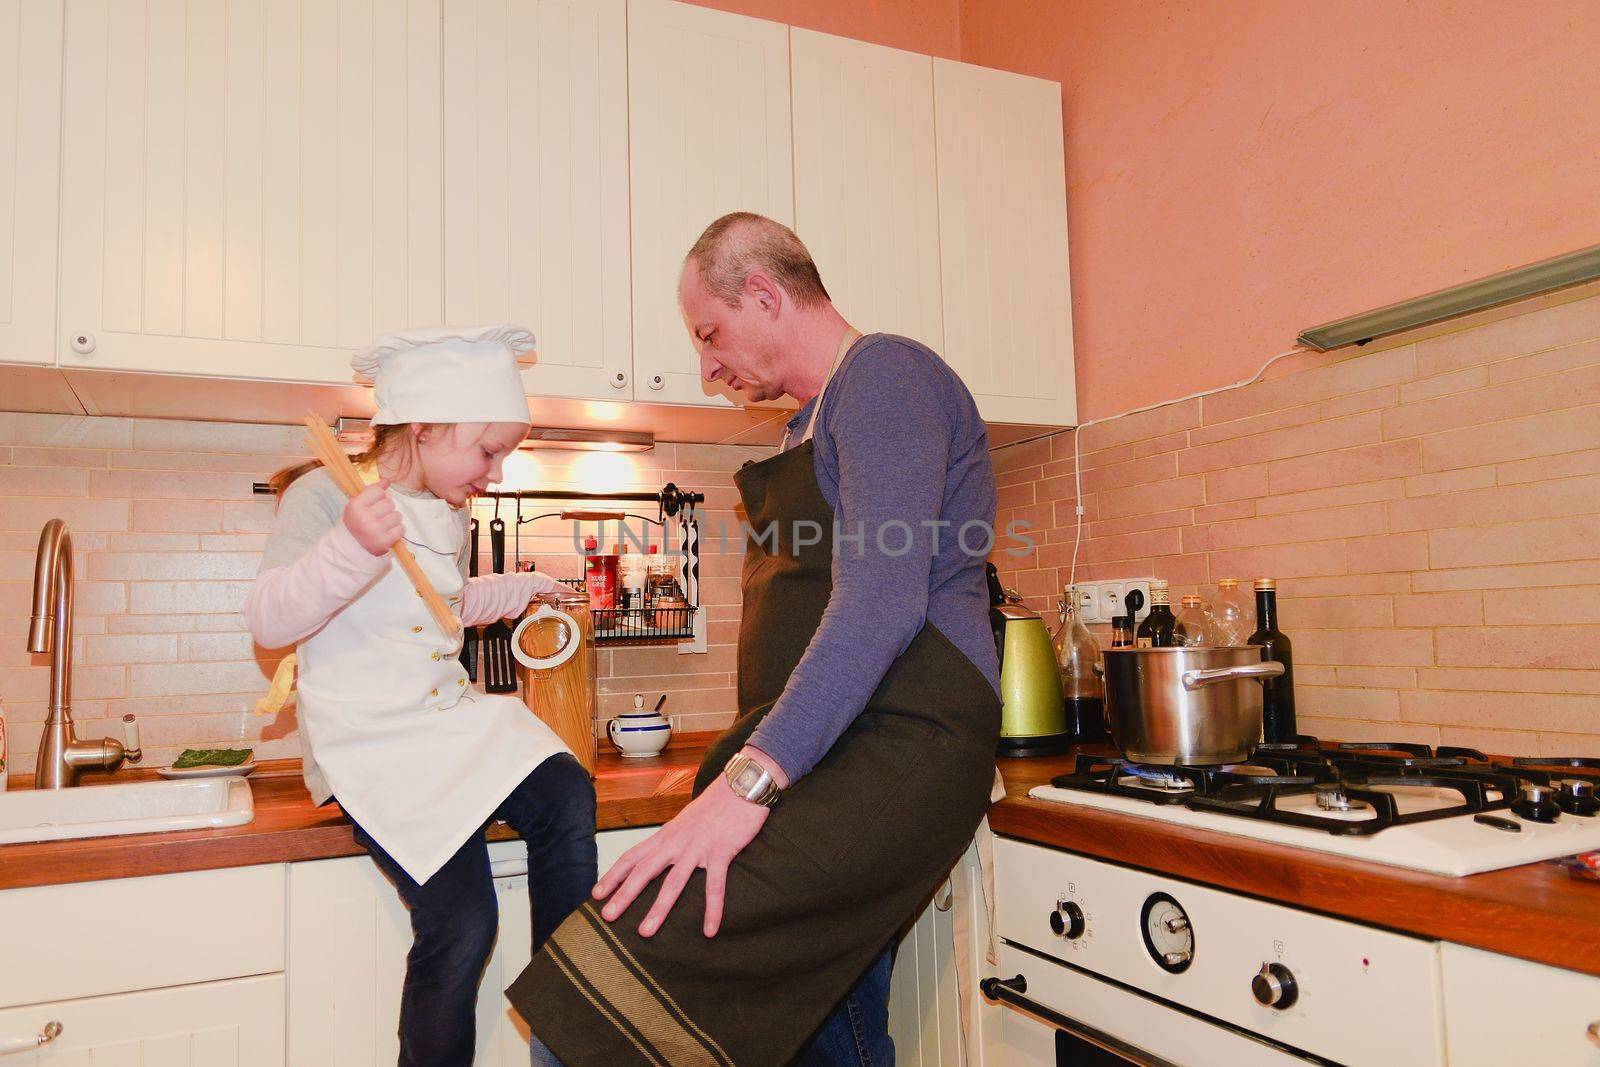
1026, 740, 1600, 876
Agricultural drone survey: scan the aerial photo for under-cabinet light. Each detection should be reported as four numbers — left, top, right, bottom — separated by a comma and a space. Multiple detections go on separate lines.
1296, 243, 1600, 351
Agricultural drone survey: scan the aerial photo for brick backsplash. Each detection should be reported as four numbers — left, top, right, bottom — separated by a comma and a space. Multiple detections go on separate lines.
0, 415, 765, 777
991, 291, 1600, 757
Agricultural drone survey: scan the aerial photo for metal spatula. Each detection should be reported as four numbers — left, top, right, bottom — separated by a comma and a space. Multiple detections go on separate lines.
482, 513, 518, 693
458, 517, 479, 681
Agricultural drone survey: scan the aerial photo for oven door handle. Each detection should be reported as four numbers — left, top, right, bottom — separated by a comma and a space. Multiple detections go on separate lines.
981, 975, 1181, 1067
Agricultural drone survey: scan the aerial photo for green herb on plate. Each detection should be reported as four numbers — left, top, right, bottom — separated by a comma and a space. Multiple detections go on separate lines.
172, 748, 254, 769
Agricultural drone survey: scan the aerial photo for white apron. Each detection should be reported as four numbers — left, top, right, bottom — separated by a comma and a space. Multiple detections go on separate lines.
295, 488, 570, 885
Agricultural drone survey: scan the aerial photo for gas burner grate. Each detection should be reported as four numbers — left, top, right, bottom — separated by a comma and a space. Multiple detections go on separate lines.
1049, 756, 1197, 806
1187, 773, 1512, 837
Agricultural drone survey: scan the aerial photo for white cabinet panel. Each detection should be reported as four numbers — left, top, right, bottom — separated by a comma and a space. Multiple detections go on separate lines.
287, 828, 652, 1065
58, 0, 443, 383
0, 975, 284, 1067
0, 0, 63, 366
0, 864, 285, 1010
1441, 942, 1600, 1066
627, 0, 793, 407
933, 59, 1076, 427
442, 0, 632, 403
791, 29, 942, 352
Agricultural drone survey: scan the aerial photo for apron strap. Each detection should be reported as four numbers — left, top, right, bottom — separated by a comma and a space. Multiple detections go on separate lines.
783, 328, 861, 451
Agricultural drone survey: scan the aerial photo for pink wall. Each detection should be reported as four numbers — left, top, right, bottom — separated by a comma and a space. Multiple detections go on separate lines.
960, 0, 1600, 420
989, 290, 1600, 756
687, 0, 961, 59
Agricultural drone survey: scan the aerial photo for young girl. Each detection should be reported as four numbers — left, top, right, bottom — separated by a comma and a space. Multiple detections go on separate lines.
245, 325, 596, 1067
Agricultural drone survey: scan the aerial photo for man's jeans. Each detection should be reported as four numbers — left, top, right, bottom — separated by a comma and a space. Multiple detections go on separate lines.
795, 944, 896, 1066
530, 943, 896, 1066
350, 753, 597, 1067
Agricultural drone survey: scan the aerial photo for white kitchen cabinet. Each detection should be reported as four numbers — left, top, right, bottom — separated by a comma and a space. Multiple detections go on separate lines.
933, 59, 1077, 426
626, 0, 794, 407
1441, 942, 1600, 1066
0, 976, 284, 1066
790, 29, 944, 353
889, 838, 1000, 1066
0, 864, 285, 1010
442, 0, 633, 403
57, 0, 444, 383
0, 0, 63, 366
286, 827, 653, 1065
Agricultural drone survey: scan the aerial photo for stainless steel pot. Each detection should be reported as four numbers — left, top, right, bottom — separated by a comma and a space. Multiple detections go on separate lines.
1099, 647, 1285, 765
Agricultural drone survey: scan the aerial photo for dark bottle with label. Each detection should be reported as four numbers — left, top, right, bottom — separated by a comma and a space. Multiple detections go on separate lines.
1248, 578, 1296, 742
1135, 579, 1178, 648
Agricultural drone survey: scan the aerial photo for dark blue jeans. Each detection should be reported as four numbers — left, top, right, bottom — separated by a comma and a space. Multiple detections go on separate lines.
348, 753, 597, 1067
793, 943, 896, 1066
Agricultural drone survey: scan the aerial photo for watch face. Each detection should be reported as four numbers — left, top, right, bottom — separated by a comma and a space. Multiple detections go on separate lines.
731, 761, 763, 792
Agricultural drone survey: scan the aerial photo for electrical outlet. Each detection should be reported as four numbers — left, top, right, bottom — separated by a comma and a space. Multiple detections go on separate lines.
1123, 579, 1152, 622
1076, 586, 1098, 623
1096, 583, 1126, 623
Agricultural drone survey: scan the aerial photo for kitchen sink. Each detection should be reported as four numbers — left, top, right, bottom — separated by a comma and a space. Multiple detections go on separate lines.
0, 777, 254, 845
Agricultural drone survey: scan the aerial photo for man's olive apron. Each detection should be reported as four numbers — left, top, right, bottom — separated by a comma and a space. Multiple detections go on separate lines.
508, 340, 1001, 1066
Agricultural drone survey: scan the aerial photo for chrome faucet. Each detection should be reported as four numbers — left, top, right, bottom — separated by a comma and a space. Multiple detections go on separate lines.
28, 519, 141, 788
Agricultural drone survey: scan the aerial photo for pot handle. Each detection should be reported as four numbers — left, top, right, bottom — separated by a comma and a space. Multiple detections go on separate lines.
1181, 661, 1285, 691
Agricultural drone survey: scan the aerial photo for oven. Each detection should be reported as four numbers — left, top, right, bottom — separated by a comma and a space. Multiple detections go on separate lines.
988, 837, 1448, 1067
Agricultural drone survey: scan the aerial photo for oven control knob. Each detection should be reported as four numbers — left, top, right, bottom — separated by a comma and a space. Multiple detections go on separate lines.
1252, 963, 1298, 1010
1512, 782, 1562, 823
1050, 900, 1086, 940
1556, 779, 1598, 817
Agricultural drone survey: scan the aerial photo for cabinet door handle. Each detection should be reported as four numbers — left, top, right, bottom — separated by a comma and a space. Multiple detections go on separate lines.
0, 1020, 62, 1056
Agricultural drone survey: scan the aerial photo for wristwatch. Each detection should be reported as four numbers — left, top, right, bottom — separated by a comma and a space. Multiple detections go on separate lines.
723, 752, 782, 808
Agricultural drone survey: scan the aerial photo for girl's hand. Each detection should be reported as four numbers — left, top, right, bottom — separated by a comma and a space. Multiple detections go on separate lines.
344, 481, 403, 556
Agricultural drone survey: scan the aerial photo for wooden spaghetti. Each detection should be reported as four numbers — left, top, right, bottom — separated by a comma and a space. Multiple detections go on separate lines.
301, 414, 460, 638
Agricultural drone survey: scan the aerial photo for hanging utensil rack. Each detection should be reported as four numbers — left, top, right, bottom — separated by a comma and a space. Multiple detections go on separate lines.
251, 477, 705, 646
477, 484, 703, 646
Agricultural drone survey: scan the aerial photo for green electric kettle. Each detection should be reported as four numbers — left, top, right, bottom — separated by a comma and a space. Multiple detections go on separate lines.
987, 564, 1071, 757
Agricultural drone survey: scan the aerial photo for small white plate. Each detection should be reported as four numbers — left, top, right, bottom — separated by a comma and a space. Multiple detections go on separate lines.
156, 762, 257, 780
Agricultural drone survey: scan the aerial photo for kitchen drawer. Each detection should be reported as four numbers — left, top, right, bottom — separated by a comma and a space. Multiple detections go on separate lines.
0, 974, 283, 1065
1441, 942, 1600, 1066
0, 864, 285, 1009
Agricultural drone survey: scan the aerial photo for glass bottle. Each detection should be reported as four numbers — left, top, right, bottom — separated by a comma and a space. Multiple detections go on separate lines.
618, 545, 647, 612
1174, 594, 1211, 646
1110, 616, 1134, 649
1052, 589, 1106, 742
1248, 578, 1297, 742
1209, 577, 1253, 645
1135, 579, 1178, 648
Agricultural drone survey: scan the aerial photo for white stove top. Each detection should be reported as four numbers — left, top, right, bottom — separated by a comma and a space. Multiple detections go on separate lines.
1027, 782, 1600, 876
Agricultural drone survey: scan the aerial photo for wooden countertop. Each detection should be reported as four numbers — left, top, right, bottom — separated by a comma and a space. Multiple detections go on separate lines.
6, 741, 1597, 979
0, 743, 707, 893
992, 750, 1600, 979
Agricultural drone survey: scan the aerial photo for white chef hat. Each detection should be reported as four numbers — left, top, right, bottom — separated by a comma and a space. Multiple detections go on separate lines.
353, 324, 536, 426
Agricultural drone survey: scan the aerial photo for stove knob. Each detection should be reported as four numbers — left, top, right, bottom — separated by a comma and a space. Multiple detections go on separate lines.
1251, 963, 1298, 1010
1162, 951, 1191, 968
1164, 915, 1189, 934
1511, 782, 1562, 823
1556, 779, 1599, 817
1050, 900, 1086, 940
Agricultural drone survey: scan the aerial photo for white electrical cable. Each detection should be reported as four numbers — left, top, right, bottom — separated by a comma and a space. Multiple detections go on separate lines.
1063, 345, 1311, 596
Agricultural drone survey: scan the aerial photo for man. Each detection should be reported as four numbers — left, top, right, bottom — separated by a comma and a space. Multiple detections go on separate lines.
509, 213, 1002, 1065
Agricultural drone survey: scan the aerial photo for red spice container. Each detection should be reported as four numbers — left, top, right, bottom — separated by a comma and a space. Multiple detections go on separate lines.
582, 535, 618, 610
